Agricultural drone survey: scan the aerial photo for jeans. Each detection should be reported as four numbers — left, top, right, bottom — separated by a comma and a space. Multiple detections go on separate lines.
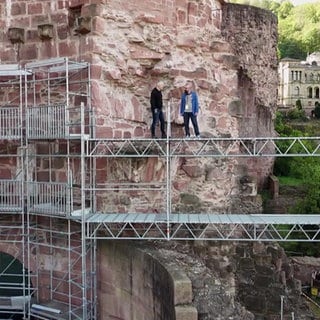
183, 112, 200, 136
151, 109, 165, 137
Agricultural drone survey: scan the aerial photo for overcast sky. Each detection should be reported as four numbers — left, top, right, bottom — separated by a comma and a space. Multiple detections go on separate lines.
291, 0, 319, 5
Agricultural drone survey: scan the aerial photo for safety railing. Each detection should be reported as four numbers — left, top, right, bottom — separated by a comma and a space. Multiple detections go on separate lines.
26, 104, 66, 139
28, 182, 72, 216
0, 180, 23, 212
26, 104, 87, 140
0, 107, 21, 139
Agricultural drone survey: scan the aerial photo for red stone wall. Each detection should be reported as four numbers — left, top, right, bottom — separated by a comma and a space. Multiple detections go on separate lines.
0, 0, 281, 316
221, 3, 278, 186
98, 241, 175, 320
0, 0, 278, 211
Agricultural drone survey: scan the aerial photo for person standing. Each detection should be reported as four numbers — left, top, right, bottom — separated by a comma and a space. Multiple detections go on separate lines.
180, 81, 200, 138
150, 81, 166, 139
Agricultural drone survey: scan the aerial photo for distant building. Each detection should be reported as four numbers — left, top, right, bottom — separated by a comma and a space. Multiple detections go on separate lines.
278, 52, 320, 115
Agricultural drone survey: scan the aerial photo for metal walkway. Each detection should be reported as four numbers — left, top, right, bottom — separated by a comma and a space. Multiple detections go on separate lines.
87, 136, 320, 157
83, 213, 320, 241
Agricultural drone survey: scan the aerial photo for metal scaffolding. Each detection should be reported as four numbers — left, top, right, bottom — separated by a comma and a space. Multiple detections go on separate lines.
84, 136, 320, 241
24, 57, 95, 320
0, 58, 320, 319
0, 58, 95, 319
0, 64, 31, 317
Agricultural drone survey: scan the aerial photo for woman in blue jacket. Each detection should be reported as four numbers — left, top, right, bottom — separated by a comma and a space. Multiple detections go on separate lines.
180, 82, 200, 138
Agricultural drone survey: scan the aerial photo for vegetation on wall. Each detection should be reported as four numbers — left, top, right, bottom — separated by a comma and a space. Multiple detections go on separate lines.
274, 112, 320, 256
229, 0, 320, 255
230, 0, 320, 59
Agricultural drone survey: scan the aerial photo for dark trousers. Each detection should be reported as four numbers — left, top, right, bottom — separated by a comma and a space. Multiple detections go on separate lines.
151, 109, 165, 137
183, 112, 200, 136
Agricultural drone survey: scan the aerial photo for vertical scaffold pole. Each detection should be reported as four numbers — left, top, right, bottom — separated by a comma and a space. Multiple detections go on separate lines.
80, 102, 88, 318
166, 99, 171, 240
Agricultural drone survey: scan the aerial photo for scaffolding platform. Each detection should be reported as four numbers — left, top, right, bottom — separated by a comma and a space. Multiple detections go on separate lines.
85, 213, 320, 241
86, 137, 320, 158
0, 295, 31, 314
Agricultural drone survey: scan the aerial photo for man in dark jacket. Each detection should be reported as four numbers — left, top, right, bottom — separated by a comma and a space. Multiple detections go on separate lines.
150, 81, 166, 139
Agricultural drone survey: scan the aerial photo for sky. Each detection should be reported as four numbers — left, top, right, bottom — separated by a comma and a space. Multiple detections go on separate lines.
291, 0, 319, 5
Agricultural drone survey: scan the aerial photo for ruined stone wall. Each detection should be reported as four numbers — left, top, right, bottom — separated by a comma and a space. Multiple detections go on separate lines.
221, 3, 278, 184
0, 2, 309, 319
0, 0, 279, 213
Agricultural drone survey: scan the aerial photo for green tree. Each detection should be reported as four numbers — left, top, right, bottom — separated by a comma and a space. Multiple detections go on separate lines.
277, 0, 294, 19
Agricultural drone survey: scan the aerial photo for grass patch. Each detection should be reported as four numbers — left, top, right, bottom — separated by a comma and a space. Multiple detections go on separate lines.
278, 176, 304, 187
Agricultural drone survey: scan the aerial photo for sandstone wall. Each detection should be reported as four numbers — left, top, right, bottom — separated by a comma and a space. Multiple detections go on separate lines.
0, 2, 278, 213
98, 241, 176, 320
221, 3, 278, 185
0, 3, 312, 319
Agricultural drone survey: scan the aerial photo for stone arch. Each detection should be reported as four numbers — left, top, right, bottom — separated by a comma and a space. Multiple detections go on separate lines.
98, 241, 197, 320
294, 86, 300, 96
308, 87, 313, 98
0, 252, 29, 296
315, 87, 319, 99
99, 241, 175, 319
0, 242, 36, 274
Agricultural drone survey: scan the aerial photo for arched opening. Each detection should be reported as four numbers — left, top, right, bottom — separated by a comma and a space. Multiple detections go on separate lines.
0, 252, 33, 319
308, 87, 313, 98
315, 87, 319, 99
294, 86, 300, 96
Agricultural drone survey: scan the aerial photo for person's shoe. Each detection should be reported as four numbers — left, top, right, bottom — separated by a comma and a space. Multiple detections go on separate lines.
185, 135, 190, 139
161, 134, 166, 139
196, 134, 201, 139
152, 135, 157, 139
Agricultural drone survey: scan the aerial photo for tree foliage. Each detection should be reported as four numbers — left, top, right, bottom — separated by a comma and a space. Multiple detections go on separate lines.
230, 0, 320, 59
274, 113, 320, 256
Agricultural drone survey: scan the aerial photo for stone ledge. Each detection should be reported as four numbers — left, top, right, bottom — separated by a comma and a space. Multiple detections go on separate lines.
175, 306, 198, 320
168, 267, 193, 305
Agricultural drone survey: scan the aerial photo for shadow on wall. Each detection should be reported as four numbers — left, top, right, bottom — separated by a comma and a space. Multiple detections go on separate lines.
98, 241, 197, 320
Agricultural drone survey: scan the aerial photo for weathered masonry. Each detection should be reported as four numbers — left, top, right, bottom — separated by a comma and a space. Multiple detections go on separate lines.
1, 1, 314, 320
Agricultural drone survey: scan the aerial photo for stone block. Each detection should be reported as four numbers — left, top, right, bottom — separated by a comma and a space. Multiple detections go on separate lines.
27, 3, 43, 15
75, 16, 91, 35
81, 4, 104, 17
11, 2, 26, 15
19, 44, 38, 61
269, 174, 279, 199
169, 268, 193, 305
8, 28, 24, 44
175, 306, 198, 320
38, 24, 54, 40
180, 193, 201, 206
182, 165, 203, 178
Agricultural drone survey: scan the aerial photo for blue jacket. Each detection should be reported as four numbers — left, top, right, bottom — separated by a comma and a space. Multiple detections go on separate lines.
180, 91, 199, 115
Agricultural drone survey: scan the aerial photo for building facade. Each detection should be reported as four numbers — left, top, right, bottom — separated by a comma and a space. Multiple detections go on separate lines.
278, 52, 320, 114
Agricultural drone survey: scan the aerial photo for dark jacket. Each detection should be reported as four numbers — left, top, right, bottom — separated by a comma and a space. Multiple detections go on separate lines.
150, 87, 163, 111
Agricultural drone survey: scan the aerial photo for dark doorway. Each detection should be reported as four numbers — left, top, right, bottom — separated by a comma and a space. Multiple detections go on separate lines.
0, 252, 32, 319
